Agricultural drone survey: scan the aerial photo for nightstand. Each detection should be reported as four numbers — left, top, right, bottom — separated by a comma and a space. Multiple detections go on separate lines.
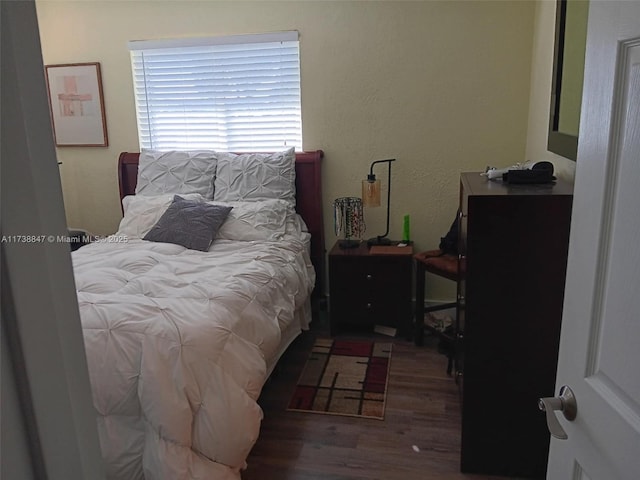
328, 241, 413, 337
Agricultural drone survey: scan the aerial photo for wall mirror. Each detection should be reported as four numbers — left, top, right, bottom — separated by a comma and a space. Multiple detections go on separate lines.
548, 0, 589, 161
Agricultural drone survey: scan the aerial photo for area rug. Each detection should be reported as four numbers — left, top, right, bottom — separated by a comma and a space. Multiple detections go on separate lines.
287, 338, 392, 420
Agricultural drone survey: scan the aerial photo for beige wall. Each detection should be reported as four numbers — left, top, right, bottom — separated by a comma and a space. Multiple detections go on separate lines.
36, 0, 535, 301
525, 0, 577, 182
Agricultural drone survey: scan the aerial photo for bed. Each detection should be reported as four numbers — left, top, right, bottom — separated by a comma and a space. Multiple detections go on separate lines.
72, 149, 324, 479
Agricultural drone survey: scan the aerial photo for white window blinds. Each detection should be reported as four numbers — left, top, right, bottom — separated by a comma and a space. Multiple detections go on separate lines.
128, 32, 302, 152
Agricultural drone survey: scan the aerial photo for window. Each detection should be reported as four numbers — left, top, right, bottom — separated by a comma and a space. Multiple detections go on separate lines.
128, 31, 302, 152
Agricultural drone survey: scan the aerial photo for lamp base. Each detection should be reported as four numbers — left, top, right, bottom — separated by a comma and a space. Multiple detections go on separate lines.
339, 239, 361, 249
366, 236, 392, 247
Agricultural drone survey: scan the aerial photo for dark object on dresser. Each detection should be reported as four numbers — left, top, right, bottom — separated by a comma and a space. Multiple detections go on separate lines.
456, 172, 573, 478
328, 241, 413, 337
502, 168, 555, 184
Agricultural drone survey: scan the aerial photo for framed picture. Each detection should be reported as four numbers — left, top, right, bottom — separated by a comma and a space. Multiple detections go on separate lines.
45, 62, 108, 147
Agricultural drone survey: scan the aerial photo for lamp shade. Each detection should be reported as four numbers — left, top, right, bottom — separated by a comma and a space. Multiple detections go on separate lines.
362, 158, 395, 246
362, 179, 381, 207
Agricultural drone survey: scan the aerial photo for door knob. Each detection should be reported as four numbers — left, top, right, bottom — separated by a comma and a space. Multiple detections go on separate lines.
538, 385, 577, 440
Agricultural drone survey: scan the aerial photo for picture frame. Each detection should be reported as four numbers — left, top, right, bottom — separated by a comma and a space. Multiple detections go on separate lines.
45, 62, 108, 147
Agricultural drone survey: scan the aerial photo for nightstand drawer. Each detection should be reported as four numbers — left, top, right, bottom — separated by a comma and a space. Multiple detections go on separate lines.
330, 288, 404, 326
330, 257, 411, 288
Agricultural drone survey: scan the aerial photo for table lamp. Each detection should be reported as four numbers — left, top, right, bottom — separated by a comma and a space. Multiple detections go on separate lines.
362, 159, 395, 246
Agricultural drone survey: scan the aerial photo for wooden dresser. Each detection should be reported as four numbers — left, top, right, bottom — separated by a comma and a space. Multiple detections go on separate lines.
456, 172, 573, 478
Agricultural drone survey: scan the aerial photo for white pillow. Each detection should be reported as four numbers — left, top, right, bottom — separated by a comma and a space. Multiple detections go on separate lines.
116, 193, 205, 239
116, 195, 290, 242
213, 147, 296, 205
209, 199, 291, 241
135, 149, 217, 198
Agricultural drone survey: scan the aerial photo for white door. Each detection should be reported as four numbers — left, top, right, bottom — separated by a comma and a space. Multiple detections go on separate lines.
546, 1, 640, 479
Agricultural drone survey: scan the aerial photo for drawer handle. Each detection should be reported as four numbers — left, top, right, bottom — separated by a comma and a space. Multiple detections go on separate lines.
366, 274, 373, 281
366, 303, 372, 309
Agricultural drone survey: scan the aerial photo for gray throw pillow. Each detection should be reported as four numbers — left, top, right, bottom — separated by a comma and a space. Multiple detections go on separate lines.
143, 196, 232, 251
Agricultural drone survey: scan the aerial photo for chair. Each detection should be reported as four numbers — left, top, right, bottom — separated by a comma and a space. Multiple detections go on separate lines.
414, 249, 459, 375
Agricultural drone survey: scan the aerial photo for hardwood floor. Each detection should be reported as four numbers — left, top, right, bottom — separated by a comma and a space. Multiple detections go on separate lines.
242, 317, 513, 480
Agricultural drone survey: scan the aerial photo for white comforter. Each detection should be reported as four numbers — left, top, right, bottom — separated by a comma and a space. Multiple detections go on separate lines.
72, 236, 314, 479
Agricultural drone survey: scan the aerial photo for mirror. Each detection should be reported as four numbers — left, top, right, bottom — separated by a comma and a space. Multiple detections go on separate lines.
548, 0, 589, 161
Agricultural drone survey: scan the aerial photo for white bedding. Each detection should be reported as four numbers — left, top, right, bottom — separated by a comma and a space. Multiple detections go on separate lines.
73, 232, 314, 479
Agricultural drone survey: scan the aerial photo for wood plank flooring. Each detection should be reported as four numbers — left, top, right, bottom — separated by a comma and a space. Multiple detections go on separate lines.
242, 320, 514, 480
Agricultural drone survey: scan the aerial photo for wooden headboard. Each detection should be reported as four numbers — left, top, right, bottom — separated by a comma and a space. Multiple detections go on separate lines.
117, 150, 325, 297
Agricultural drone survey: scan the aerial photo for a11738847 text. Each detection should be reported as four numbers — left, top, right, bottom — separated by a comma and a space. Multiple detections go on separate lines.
1, 234, 128, 244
